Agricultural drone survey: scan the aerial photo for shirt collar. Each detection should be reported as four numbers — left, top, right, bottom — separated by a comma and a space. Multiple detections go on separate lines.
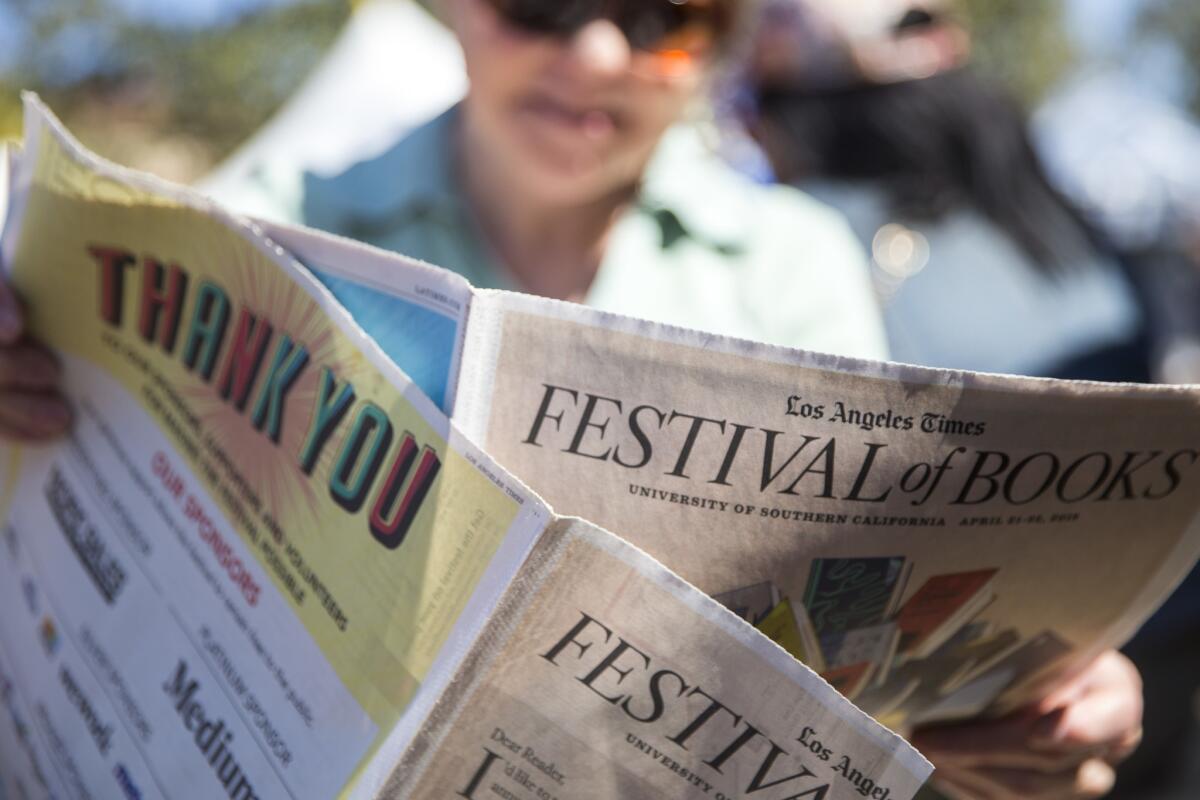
302, 106, 464, 238
636, 122, 753, 255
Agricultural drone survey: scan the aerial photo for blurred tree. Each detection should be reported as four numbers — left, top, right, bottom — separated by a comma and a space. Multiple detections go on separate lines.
955, 0, 1077, 104
1140, 0, 1200, 114
0, 0, 349, 181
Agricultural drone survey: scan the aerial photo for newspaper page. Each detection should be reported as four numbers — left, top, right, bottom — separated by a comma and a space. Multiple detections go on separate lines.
454, 290, 1200, 730
252, 219, 473, 415
388, 517, 932, 800
0, 95, 550, 799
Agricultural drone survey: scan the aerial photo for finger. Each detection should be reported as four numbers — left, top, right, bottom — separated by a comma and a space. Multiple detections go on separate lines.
913, 710, 1040, 759
926, 743, 1097, 773
1032, 653, 1143, 752
937, 765, 1010, 800
949, 757, 1116, 800
934, 769, 990, 800
0, 283, 23, 345
0, 418, 67, 443
1078, 759, 1118, 797
915, 659, 1141, 772
0, 343, 61, 390
1038, 687, 1142, 754
911, 711, 1086, 771
0, 391, 71, 439
1037, 650, 1139, 715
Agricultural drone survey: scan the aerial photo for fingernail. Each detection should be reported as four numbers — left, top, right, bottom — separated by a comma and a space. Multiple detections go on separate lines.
1078, 759, 1116, 795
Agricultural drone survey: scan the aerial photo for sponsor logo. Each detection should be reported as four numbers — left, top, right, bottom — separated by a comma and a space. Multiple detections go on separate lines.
44, 467, 127, 605
164, 660, 261, 800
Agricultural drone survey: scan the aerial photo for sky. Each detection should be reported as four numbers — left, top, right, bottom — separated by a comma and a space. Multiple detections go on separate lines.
106, 0, 308, 28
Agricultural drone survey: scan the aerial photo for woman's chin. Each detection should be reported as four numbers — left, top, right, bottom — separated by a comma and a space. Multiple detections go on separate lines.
501, 113, 630, 192
511, 146, 627, 206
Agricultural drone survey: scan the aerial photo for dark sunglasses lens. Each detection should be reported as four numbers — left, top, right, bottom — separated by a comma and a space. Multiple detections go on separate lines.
489, 0, 725, 57
489, 0, 599, 35
614, 2, 675, 51
618, 0, 722, 54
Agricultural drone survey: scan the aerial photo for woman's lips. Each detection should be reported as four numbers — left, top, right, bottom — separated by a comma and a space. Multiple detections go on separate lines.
518, 95, 621, 142
579, 109, 617, 139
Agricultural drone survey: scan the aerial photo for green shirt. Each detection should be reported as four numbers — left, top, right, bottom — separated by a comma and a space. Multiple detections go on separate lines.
216, 108, 889, 360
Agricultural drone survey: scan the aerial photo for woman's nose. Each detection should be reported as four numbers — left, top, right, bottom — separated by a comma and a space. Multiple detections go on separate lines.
565, 18, 634, 78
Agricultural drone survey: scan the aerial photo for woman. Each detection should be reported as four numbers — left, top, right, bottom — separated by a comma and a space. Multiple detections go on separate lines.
1, 0, 1141, 796
227, 0, 889, 359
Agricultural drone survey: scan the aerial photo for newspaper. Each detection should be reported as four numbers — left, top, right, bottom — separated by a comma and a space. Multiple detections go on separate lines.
238, 128, 1200, 734
249, 159, 1200, 732
0, 96, 928, 799
251, 165, 1200, 734
389, 517, 930, 800
453, 291, 1200, 729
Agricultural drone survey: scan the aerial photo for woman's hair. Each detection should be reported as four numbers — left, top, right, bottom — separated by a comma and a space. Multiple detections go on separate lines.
755, 67, 1108, 272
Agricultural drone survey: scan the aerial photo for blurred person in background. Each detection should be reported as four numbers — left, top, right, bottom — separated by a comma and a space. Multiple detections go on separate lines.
0, 0, 1143, 796
1035, 65, 1200, 388
746, 0, 1153, 383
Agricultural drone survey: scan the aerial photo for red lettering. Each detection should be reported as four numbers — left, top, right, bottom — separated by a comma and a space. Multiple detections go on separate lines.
138, 257, 188, 352
88, 245, 136, 326
369, 434, 441, 550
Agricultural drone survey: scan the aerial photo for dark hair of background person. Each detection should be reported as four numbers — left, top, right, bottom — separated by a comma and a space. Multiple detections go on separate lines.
747, 6, 1161, 385
753, 62, 1110, 275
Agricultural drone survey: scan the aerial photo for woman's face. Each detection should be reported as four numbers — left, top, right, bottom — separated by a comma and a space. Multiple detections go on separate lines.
448, 0, 712, 205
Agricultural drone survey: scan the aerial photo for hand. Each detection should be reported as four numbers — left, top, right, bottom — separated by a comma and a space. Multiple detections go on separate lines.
0, 281, 70, 441
911, 650, 1143, 799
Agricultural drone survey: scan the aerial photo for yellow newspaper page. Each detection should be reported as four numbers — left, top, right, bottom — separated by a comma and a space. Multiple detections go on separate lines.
0, 97, 547, 799
390, 519, 932, 800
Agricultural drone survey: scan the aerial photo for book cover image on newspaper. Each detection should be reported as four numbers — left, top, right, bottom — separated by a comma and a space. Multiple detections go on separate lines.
0, 96, 931, 799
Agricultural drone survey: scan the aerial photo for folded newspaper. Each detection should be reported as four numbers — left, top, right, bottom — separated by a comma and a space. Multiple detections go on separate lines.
0, 94, 1195, 798
0, 97, 938, 800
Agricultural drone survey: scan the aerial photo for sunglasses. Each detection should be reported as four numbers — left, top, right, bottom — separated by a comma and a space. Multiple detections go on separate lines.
484, 0, 734, 75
